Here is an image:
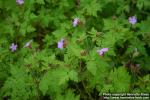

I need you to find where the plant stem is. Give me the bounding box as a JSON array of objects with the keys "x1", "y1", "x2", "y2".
[{"x1": 81, "y1": 81, "x2": 94, "y2": 100}]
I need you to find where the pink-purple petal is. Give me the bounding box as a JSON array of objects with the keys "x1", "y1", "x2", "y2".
[
  {"x1": 16, "y1": 0, "x2": 24, "y2": 5},
  {"x1": 128, "y1": 16, "x2": 137, "y2": 25},
  {"x1": 57, "y1": 39, "x2": 64, "y2": 49},
  {"x1": 97, "y1": 48, "x2": 108, "y2": 55},
  {"x1": 73, "y1": 18, "x2": 79, "y2": 27},
  {"x1": 10, "y1": 43, "x2": 18, "y2": 52}
]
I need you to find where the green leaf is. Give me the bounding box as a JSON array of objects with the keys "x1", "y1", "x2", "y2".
[
  {"x1": 63, "y1": 90, "x2": 80, "y2": 100},
  {"x1": 108, "y1": 67, "x2": 131, "y2": 92},
  {"x1": 39, "y1": 67, "x2": 69, "y2": 95},
  {"x1": 55, "y1": 90, "x2": 80, "y2": 100},
  {"x1": 67, "y1": 42, "x2": 82, "y2": 58},
  {"x1": 36, "y1": 0, "x2": 45, "y2": 4},
  {"x1": 1, "y1": 66, "x2": 36, "y2": 100},
  {"x1": 26, "y1": 25, "x2": 36, "y2": 33},
  {"x1": 52, "y1": 29, "x2": 67, "y2": 39},
  {"x1": 139, "y1": 17, "x2": 150, "y2": 33},
  {"x1": 80, "y1": 0, "x2": 102, "y2": 16},
  {"x1": 68, "y1": 70, "x2": 78, "y2": 82},
  {"x1": 86, "y1": 61, "x2": 97, "y2": 76}
]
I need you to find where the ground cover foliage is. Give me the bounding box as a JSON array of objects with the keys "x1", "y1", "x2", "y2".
[{"x1": 0, "y1": 0, "x2": 150, "y2": 100}]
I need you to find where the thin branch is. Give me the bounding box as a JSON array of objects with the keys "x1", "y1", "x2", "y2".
[{"x1": 81, "y1": 81, "x2": 94, "y2": 100}]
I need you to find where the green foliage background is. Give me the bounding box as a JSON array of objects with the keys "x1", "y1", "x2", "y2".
[{"x1": 0, "y1": 0, "x2": 150, "y2": 100}]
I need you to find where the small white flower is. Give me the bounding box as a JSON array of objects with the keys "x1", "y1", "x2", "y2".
[{"x1": 23, "y1": 40, "x2": 32, "y2": 48}]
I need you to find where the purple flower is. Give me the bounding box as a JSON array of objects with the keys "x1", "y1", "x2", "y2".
[
  {"x1": 97, "y1": 48, "x2": 108, "y2": 55},
  {"x1": 23, "y1": 40, "x2": 32, "y2": 48},
  {"x1": 16, "y1": 0, "x2": 24, "y2": 5},
  {"x1": 10, "y1": 43, "x2": 18, "y2": 52},
  {"x1": 128, "y1": 16, "x2": 137, "y2": 25},
  {"x1": 73, "y1": 18, "x2": 79, "y2": 27},
  {"x1": 57, "y1": 39, "x2": 64, "y2": 49}
]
